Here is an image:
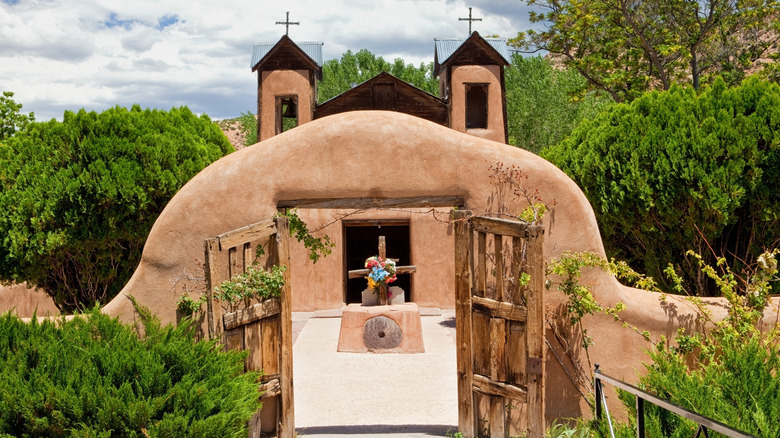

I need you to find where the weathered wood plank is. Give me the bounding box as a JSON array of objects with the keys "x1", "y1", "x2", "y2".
[
  {"x1": 274, "y1": 216, "x2": 295, "y2": 438},
  {"x1": 472, "y1": 310, "x2": 491, "y2": 377},
  {"x1": 507, "y1": 321, "x2": 527, "y2": 387},
  {"x1": 472, "y1": 374, "x2": 528, "y2": 402},
  {"x1": 471, "y1": 216, "x2": 528, "y2": 239},
  {"x1": 223, "y1": 298, "x2": 281, "y2": 331},
  {"x1": 243, "y1": 242, "x2": 252, "y2": 272},
  {"x1": 204, "y1": 238, "x2": 220, "y2": 340},
  {"x1": 472, "y1": 391, "x2": 487, "y2": 437},
  {"x1": 244, "y1": 321, "x2": 263, "y2": 371},
  {"x1": 526, "y1": 225, "x2": 545, "y2": 438},
  {"x1": 217, "y1": 218, "x2": 276, "y2": 251},
  {"x1": 472, "y1": 296, "x2": 527, "y2": 323},
  {"x1": 510, "y1": 237, "x2": 524, "y2": 304},
  {"x1": 494, "y1": 234, "x2": 504, "y2": 301},
  {"x1": 489, "y1": 395, "x2": 506, "y2": 438},
  {"x1": 261, "y1": 316, "x2": 280, "y2": 376},
  {"x1": 229, "y1": 247, "x2": 239, "y2": 278},
  {"x1": 277, "y1": 195, "x2": 465, "y2": 210},
  {"x1": 223, "y1": 327, "x2": 244, "y2": 353},
  {"x1": 489, "y1": 318, "x2": 507, "y2": 383},
  {"x1": 477, "y1": 231, "x2": 486, "y2": 298},
  {"x1": 454, "y1": 210, "x2": 475, "y2": 438}
]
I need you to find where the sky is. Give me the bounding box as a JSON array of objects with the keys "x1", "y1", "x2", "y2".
[{"x1": 0, "y1": 0, "x2": 540, "y2": 121}]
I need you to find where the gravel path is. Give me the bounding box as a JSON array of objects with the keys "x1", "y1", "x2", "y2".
[{"x1": 293, "y1": 311, "x2": 459, "y2": 437}]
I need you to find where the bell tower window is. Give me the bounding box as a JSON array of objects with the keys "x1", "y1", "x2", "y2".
[
  {"x1": 276, "y1": 96, "x2": 298, "y2": 134},
  {"x1": 465, "y1": 83, "x2": 488, "y2": 129}
]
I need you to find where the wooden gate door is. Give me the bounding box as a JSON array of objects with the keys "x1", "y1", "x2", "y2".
[
  {"x1": 203, "y1": 216, "x2": 294, "y2": 438},
  {"x1": 453, "y1": 210, "x2": 545, "y2": 438}
]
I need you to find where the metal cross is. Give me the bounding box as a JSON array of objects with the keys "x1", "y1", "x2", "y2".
[
  {"x1": 459, "y1": 7, "x2": 482, "y2": 34},
  {"x1": 347, "y1": 236, "x2": 417, "y2": 306},
  {"x1": 276, "y1": 11, "x2": 299, "y2": 36}
]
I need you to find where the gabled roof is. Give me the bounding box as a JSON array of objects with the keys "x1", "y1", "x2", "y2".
[
  {"x1": 315, "y1": 71, "x2": 449, "y2": 126},
  {"x1": 434, "y1": 31, "x2": 511, "y2": 76},
  {"x1": 251, "y1": 35, "x2": 323, "y2": 78}
]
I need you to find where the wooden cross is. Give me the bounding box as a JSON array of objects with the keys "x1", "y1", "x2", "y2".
[
  {"x1": 276, "y1": 11, "x2": 300, "y2": 35},
  {"x1": 459, "y1": 7, "x2": 482, "y2": 34},
  {"x1": 348, "y1": 236, "x2": 417, "y2": 306}
]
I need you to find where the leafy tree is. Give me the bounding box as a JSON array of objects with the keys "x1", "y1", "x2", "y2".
[
  {"x1": 505, "y1": 54, "x2": 611, "y2": 153},
  {"x1": 0, "y1": 91, "x2": 35, "y2": 141},
  {"x1": 513, "y1": 0, "x2": 780, "y2": 102},
  {"x1": 0, "y1": 105, "x2": 232, "y2": 311},
  {"x1": 542, "y1": 77, "x2": 780, "y2": 296},
  {"x1": 317, "y1": 49, "x2": 439, "y2": 102}
]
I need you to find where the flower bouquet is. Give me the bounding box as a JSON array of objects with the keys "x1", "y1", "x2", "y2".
[{"x1": 364, "y1": 256, "x2": 397, "y2": 292}]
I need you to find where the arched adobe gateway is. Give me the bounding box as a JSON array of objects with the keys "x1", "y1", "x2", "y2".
[{"x1": 104, "y1": 111, "x2": 733, "y2": 425}]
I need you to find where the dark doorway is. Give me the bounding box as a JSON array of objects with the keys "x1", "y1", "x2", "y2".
[{"x1": 344, "y1": 222, "x2": 411, "y2": 304}]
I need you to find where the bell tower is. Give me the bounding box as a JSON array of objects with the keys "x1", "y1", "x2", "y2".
[
  {"x1": 434, "y1": 32, "x2": 510, "y2": 144},
  {"x1": 251, "y1": 36, "x2": 323, "y2": 142}
]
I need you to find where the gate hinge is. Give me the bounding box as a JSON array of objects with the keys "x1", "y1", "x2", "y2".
[{"x1": 527, "y1": 356, "x2": 543, "y2": 375}]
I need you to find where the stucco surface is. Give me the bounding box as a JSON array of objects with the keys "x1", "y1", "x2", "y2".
[
  {"x1": 105, "y1": 110, "x2": 762, "y2": 421},
  {"x1": 0, "y1": 283, "x2": 59, "y2": 318},
  {"x1": 450, "y1": 65, "x2": 505, "y2": 143},
  {"x1": 259, "y1": 69, "x2": 313, "y2": 141}
]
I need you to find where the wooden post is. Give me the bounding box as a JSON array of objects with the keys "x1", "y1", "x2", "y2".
[
  {"x1": 204, "y1": 238, "x2": 220, "y2": 340},
  {"x1": 274, "y1": 216, "x2": 295, "y2": 438},
  {"x1": 526, "y1": 225, "x2": 545, "y2": 438},
  {"x1": 454, "y1": 210, "x2": 474, "y2": 437},
  {"x1": 378, "y1": 236, "x2": 388, "y2": 305}
]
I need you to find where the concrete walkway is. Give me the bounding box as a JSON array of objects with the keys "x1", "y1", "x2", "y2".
[{"x1": 292, "y1": 310, "x2": 459, "y2": 437}]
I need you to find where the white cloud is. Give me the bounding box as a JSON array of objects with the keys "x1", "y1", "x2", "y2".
[{"x1": 0, "y1": 0, "x2": 538, "y2": 120}]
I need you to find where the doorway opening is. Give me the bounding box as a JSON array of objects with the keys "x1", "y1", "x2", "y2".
[{"x1": 343, "y1": 221, "x2": 411, "y2": 304}]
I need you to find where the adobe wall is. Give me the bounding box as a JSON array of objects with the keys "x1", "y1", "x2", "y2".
[
  {"x1": 104, "y1": 111, "x2": 758, "y2": 422},
  {"x1": 259, "y1": 69, "x2": 313, "y2": 141},
  {"x1": 0, "y1": 283, "x2": 59, "y2": 318},
  {"x1": 449, "y1": 64, "x2": 505, "y2": 143}
]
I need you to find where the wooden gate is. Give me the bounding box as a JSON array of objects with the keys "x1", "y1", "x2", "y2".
[
  {"x1": 203, "y1": 216, "x2": 294, "y2": 438},
  {"x1": 453, "y1": 210, "x2": 545, "y2": 438}
]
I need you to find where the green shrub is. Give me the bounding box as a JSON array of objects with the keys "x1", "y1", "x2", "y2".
[
  {"x1": 0, "y1": 309, "x2": 260, "y2": 437},
  {"x1": 0, "y1": 105, "x2": 232, "y2": 311},
  {"x1": 542, "y1": 77, "x2": 780, "y2": 296},
  {"x1": 619, "y1": 250, "x2": 780, "y2": 437}
]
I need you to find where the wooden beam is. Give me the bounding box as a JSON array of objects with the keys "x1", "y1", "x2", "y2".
[
  {"x1": 277, "y1": 195, "x2": 465, "y2": 209},
  {"x1": 204, "y1": 238, "x2": 220, "y2": 340},
  {"x1": 454, "y1": 210, "x2": 475, "y2": 437},
  {"x1": 472, "y1": 374, "x2": 528, "y2": 402},
  {"x1": 526, "y1": 225, "x2": 545, "y2": 438},
  {"x1": 223, "y1": 297, "x2": 281, "y2": 331},
  {"x1": 471, "y1": 296, "x2": 527, "y2": 322},
  {"x1": 471, "y1": 216, "x2": 528, "y2": 239},
  {"x1": 217, "y1": 218, "x2": 276, "y2": 251},
  {"x1": 495, "y1": 234, "x2": 504, "y2": 300},
  {"x1": 274, "y1": 216, "x2": 296, "y2": 438}
]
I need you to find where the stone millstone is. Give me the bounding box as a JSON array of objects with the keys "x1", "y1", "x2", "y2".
[{"x1": 363, "y1": 316, "x2": 403, "y2": 350}]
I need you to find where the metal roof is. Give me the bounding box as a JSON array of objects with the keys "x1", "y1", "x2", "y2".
[
  {"x1": 434, "y1": 37, "x2": 511, "y2": 65},
  {"x1": 251, "y1": 41, "x2": 324, "y2": 68}
]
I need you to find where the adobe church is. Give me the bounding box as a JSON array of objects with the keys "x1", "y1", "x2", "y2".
[{"x1": 248, "y1": 32, "x2": 512, "y2": 311}]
